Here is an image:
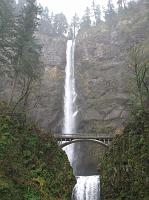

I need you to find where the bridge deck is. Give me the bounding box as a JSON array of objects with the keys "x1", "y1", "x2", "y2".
[
  {"x1": 53, "y1": 134, "x2": 113, "y2": 140},
  {"x1": 53, "y1": 134, "x2": 114, "y2": 147}
]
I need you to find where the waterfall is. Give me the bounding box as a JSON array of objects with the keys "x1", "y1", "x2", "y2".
[
  {"x1": 63, "y1": 40, "x2": 76, "y2": 164},
  {"x1": 63, "y1": 40, "x2": 76, "y2": 134},
  {"x1": 63, "y1": 40, "x2": 100, "y2": 200},
  {"x1": 72, "y1": 176, "x2": 100, "y2": 200}
]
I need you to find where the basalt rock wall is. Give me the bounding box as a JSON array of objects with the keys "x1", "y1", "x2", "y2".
[
  {"x1": 75, "y1": 19, "x2": 148, "y2": 135},
  {"x1": 73, "y1": 5, "x2": 149, "y2": 174},
  {"x1": 27, "y1": 35, "x2": 67, "y2": 132}
]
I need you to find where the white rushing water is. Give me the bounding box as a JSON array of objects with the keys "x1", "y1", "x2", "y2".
[
  {"x1": 72, "y1": 176, "x2": 100, "y2": 200},
  {"x1": 63, "y1": 40, "x2": 100, "y2": 200},
  {"x1": 63, "y1": 40, "x2": 76, "y2": 164},
  {"x1": 63, "y1": 40, "x2": 76, "y2": 134}
]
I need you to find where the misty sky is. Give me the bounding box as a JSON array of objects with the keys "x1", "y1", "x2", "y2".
[{"x1": 38, "y1": 0, "x2": 117, "y2": 21}]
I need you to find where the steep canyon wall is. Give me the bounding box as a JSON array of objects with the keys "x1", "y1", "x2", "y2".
[
  {"x1": 28, "y1": 35, "x2": 67, "y2": 132},
  {"x1": 75, "y1": 16, "x2": 148, "y2": 135},
  {"x1": 75, "y1": 27, "x2": 130, "y2": 135},
  {"x1": 73, "y1": 9, "x2": 149, "y2": 174}
]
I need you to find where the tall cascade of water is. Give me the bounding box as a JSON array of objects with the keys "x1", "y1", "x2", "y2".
[
  {"x1": 63, "y1": 40, "x2": 76, "y2": 134},
  {"x1": 63, "y1": 40, "x2": 100, "y2": 200},
  {"x1": 63, "y1": 40, "x2": 76, "y2": 164}
]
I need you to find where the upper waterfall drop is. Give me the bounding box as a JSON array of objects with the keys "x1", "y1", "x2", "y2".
[
  {"x1": 63, "y1": 40, "x2": 76, "y2": 134},
  {"x1": 63, "y1": 40, "x2": 100, "y2": 200}
]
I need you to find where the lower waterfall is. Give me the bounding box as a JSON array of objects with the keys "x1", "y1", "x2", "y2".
[
  {"x1": 63, "y1": 40, "x2": 100, "y2": 199},
  {"x1": 72, "y1": 176, "x2": 100, "y2": 200}
]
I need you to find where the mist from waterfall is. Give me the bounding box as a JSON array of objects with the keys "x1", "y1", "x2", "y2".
[{"x1": 63, "y1": 40, "x2": 100, "y2": 200}]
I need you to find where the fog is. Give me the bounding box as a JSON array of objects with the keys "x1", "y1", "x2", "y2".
[{"x1": 38, "y1": 0, "x2": 117, "y2": 20}]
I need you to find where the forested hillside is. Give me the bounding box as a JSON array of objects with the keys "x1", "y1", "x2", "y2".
[
  {"x1": 98, "y1": 0, "x2": 149, "y2": 199},
  {"x1": 0, "y1": 1, "x2": 75, "y2": 199},
  {"x1": 0, "y1": 111, "x2": 75, "y2": 200},
  {"x1": 0, "y1": 0, "x2": 149, "y2": 199}
]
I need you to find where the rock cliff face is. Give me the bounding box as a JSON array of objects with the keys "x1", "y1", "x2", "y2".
[
  {"x1": 73, "y1": 8, "x2": 149, "y2": 174},
  {"x1": 75, "y1": 27, "x2": 129, "y2": 135},
  {"x1": 28, "y1": 34, "x2": 67, "y2": 132},
  {"x1": 75, "y1": 19, "x2": 148, "y2": 135}
]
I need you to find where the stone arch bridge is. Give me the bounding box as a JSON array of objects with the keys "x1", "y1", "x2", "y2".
[{"x1": 53, "y1": 134, "x2": 113, "y2": 148}]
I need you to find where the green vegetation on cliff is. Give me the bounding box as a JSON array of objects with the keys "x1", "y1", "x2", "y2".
[
  {"x1": 101, "y1": 111, "x2": 149, "y2": 200},
  {"x1": 0, "y1": 110, "x2": 75, "y2": 200},
  {"x1": 100, "y1": 3, "x2": 149, "y2": 196},
  {"x1": 100, "y1": 1, "x2": 149, "y2": 197}
]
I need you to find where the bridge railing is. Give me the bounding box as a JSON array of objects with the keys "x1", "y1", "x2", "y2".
[{"x1": 53, "y1": 133, "x2": 113, "y2": 140}]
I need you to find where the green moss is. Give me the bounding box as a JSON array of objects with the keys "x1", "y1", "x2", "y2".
[
  {"x1": 0, "y1": 114, "x2": 75, "y2": 200},
  {"x1": 100, "y1": 112, "x2": 149, "y2": 200}
]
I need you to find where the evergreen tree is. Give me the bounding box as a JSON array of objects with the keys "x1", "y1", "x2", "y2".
[
  {"x1": 9, "y1": 0, "x2": 42, "y2": 109},
  {"x1": 0, "y1": 0, "x2": 16, "y2": 68},
  {"x1": 53, "y1": 13, "x2": 68, "y2": 36},
  {"x1": 117, "y1": 0, "x2": 127, "y2": 10},
  {"x1": 70, "y1": 13, "x2": 80, "y2": 38},
  {"x1": 48, "y1": 12, "x2": 55, "y2": 36},
  {"x1": 38, "y1": 6, "x2": 54, "y2": 36},
  {"x1": 80, "y1": 7, "x2": 91, "y2": 29},
  {"x1": 92, "y1": 0, "x2": 101, "y2": 25},
  {"x1": 105, "y1": 0, "x2": 117, "y2": 29},
  {"x1": 17, "y1": 0, "x2": 26, "y2": 12}
]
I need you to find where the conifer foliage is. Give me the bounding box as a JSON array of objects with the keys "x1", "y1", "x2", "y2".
[
  {"x1": 10, "y1": 0, "x2": 42, "y2": 107},
  {"x1": 0, "y1": 0, "x2": 42, "y2": 111},
  {"x1": 0, "y1": 0, "x2": 16, "y2": 67}
]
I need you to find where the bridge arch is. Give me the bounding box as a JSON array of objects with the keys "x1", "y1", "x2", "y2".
[{"x1": 60, "y1": 139, "x2": 109, "y2": 148}]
